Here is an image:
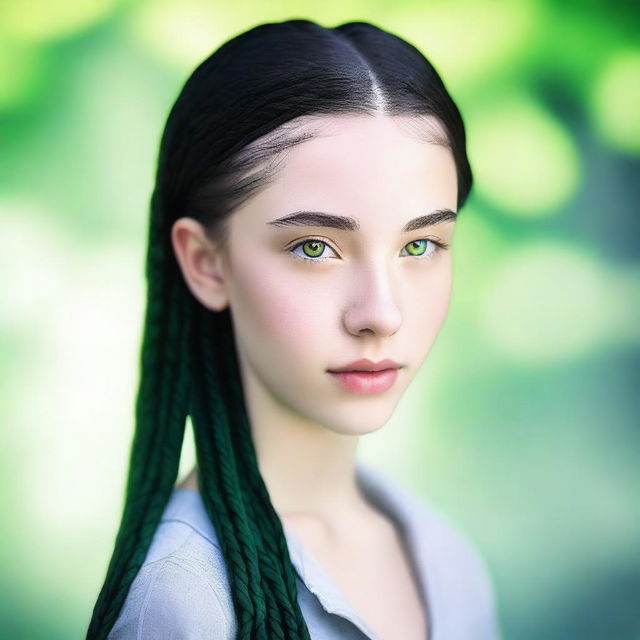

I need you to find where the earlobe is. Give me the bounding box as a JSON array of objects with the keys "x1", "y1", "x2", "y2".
[{"x1": 170, "y1": 217, "x2": 230, "y2": 311}]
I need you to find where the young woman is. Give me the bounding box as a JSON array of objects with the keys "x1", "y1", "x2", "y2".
[{"x1": 87, "y1": 18, "x2": 501, "y2": 640}]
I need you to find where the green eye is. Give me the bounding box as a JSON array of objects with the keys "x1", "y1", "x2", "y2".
[
  {"x1": 404, "y1": 239, "x2": 428, "y2": 256},
  {"x1": 302, "y1": 240, "x2": 325, "y2": 258},
  {"x1": 289, "y1": 238, "x2": 339, "y2": 262}
]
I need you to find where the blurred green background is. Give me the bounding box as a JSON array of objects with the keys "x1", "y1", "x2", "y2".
[{"x1": 1, "y1": 0, "x2": 638, "y2": 638}]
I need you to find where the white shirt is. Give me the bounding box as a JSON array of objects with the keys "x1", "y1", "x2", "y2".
[{"x1": 108, "y1": 460, "x2": 502, "y2": 639}]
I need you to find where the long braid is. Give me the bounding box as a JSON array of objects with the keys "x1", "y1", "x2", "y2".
[
  {"x1": 86, "y1": 190, "x2": 191, "y2": 639},
  {"x1": 189, "y1": 303, "x2": 268, "y2": 638},
  {"x1": 193, "y1": 306, "x2": 311, "y2": 639},
  {"x1": 88, "y1": 158, "x2": 313, "y2": 640},
  {"x1": 218, "y1": 319, "x2": 312, "y2": 638}
]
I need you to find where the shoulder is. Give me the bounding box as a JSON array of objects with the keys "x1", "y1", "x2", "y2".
[
  {"x1": 418, "y1": 501, "x2": 501, "y2": 634},
  {"x1": 107, "y1": 492, "x2": 237, "y2": 639},
  {"x1": 358, "y1": 461, "x2": 502, "y2": 639}
]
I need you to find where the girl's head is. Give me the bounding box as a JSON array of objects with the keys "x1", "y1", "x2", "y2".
[
  {"x1": 88, "y1": 19, "x2": 471, "y2": 640},
  {"x1": 172, "y1": 114, "x2": 458, "y2": 440}
]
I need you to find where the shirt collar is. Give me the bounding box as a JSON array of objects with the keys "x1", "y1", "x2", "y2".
[{"x1": 282, "y1": 460, "x2": 434, "y2": 639}]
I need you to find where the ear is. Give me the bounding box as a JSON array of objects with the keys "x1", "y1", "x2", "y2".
[{"x1": 170, "y1": 217, "x2": 230, "y2": 311}]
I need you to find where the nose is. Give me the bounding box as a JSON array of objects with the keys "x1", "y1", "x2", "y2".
[{"x1": 343, "y1": 261, "x2": 402, "y2": 337}]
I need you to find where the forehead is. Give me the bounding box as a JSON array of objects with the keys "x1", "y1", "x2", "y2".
[
  {"x1": 233, "y1": 114, "x2": 458, "y2": 229},
  {"x1": 290, "y1": 114, "x2": 451, "y2": 170}
]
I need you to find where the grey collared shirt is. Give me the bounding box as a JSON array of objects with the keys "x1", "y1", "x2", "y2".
[{"x1": 107, "y1": 461, "x2": 502, "y2": 639}]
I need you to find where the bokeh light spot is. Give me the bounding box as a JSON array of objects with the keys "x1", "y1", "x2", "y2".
[
  {"x1": 480, "y1": 243, "x2": 616, "y2": 362},
  {"x1": 0, "y1": 39, "x2": 44, "y2": 109},
  {"x1": 126, "y1": 0, "x2": 229, "y2": 71},
  {"x1": 1, "y1": 0, "x2": 123, "y2": 43},
  {"x1": 591, "y1": 49, "x2": 640, "y2": 154},
  {"x1": 467, "y1": 93, "x2": 580, "y2": 216},
  {"x1": 389, "y1": 0, "x2": 540, "y2": 90}
]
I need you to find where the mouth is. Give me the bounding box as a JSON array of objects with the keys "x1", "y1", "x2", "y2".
[{"x1": 327, "y1": 367, "x2": 400, "y2": 394}]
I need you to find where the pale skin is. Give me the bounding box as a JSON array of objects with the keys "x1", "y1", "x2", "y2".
[{"x1": 171, "y1": 113, "x2": 458, "y2": 640}]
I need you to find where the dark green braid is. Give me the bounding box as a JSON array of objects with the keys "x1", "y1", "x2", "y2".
[{"x1": 86, "y1": 184, "x2": 311, "y2": 639}]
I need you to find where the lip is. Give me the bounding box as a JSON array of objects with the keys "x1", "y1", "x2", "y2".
[
  {"x1": 327, "y1": 358, "x2": 401, "y2": 373},
  {"x1": 327, "y1": 358, "x2": 402, "y2": 395},
  {"x1": 328, "y1": 368, "x2": 400, "y2": 394}
]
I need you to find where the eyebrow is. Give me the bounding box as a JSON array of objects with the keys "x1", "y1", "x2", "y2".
[{"x1": 267, "y1": 208, "x2": 457, "y2": 232}]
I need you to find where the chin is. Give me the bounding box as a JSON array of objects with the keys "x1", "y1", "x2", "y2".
[{"x1": 315, "y1": 401, "x2": 400, "y2": 436}]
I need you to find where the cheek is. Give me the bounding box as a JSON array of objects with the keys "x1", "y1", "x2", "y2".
[
  {"x1": 432, "y1": 270, "x2": 453, "y2": 325},
  {"x1": 229, "y1": 260, "x2": 329, "y2": 359},
  {"x1": 410, "y1": 264, "x2": 453, "y2": 336}
]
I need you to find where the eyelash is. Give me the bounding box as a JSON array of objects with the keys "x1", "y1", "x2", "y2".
[{"x1": 288, "y1": 237, "x2": 450, "y2": 263}]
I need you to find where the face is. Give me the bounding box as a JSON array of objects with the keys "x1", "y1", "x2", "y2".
[{"x1": 215, "y1": 115, "x2": 458, "y2": 437}]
